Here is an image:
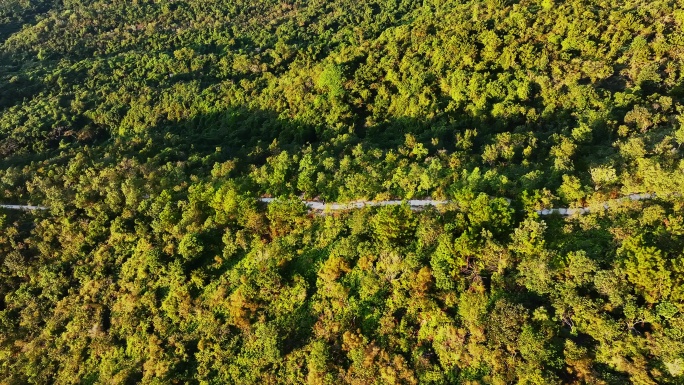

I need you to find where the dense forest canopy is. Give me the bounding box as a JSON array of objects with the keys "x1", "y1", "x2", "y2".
[{"x1": 1, "y1": 0, "x2": 684, "y2": 383}]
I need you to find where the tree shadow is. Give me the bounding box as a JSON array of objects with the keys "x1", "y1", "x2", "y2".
[
  {"x1": 130, "y1": 103, "x2": 621, "y2": 198},
  {"x1": 0, "y1": 93, "x2": 628, "y2": 207}
]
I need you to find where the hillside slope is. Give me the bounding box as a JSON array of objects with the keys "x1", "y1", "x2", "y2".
[{"x1": 0, "y1": 0, "x2": 684, "y2": 383}]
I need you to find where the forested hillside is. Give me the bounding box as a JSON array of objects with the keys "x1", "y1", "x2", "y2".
[{"x1": 1, "y1": 0, "x2": 684, "y2": 383}]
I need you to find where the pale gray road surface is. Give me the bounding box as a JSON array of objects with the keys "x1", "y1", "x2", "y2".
[
  {"x1": 0, "y1": 193, "x2": 660, "y2": 216},
  {"x1": 258, "y1": 193, "x2": 658, "y2": 216}
]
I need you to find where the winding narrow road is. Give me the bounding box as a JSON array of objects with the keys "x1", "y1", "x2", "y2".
[{"x1": 0, "y1": 193, "x2": 659, "y2": 216}]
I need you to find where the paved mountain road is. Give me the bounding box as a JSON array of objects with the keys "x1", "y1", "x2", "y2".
[
  {"x1": 258, "y1": 193, "x2": 658, "y2": 216},
  {"x1": 0, "y1": 193, "x2": 659, "y2": 216}
]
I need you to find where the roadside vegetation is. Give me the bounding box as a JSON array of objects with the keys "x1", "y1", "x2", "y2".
[{"x1": 1, "y1": 0, "x2": 684, "y2": 383}]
